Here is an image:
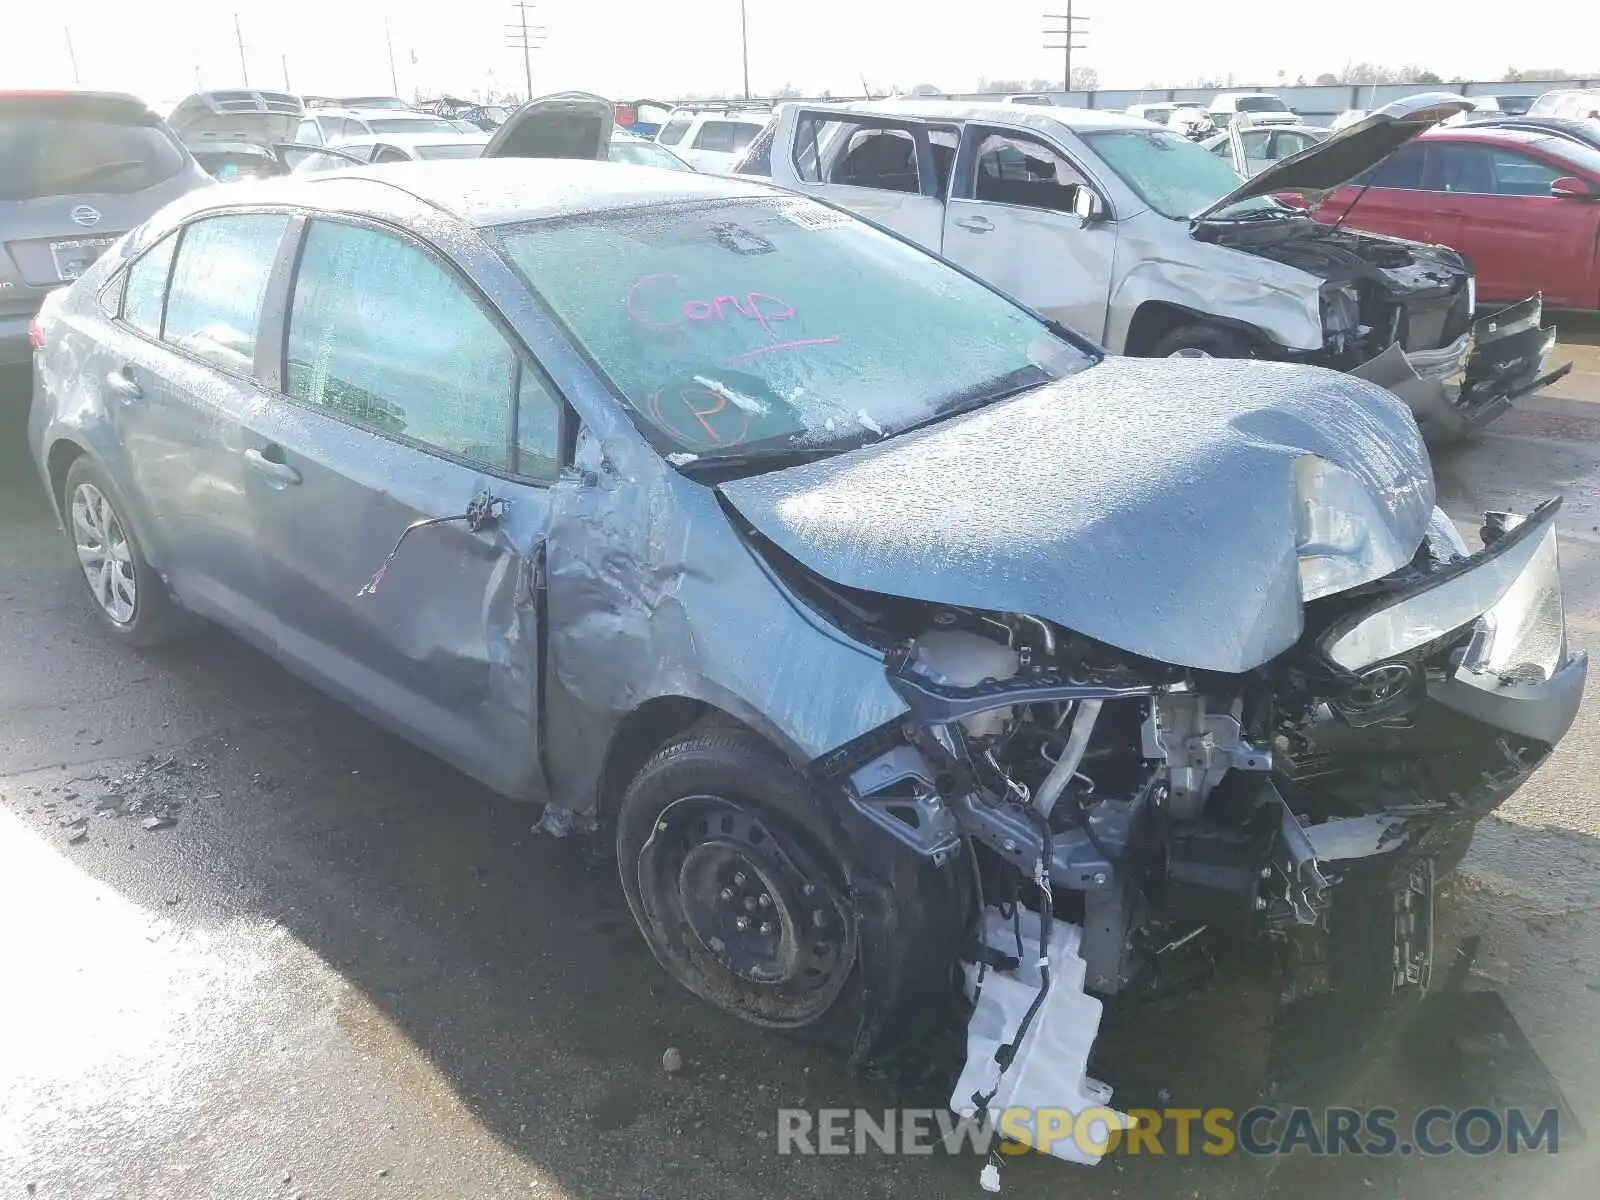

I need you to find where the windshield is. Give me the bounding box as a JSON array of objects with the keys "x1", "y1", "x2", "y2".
[
  {"x1": 369, "y1": 117, "x2": 460, "y2": 134},
  {"x1": 1237, "y1": 96, "x2": 1290, "y2": 113},
  {"x1": 415, "y1": 141, "x2": 485, "y2": 160},
  {"x1": 1081, "y1": 127, "x2": 1275, "y2": 218},
  {"x1": 1137, "y1": 108, "x2": 1172, "y2": 124},
  {"x1": 608, "y1": 138, "x2": 693, "y2": 171},
  {"x1": 0, "y1": 98, "x2": 186, "y2": 201},
  {"x1": 496, "y1": 196, "x2": 1092, "y2": 465}
]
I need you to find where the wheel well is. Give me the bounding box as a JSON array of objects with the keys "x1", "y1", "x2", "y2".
[
  {"x1": 1123, "y1": 300, "x2": 1194, "y2": 356},
  {"x1": 46, "y1": 440, "x2": 85, "y2": 516},
  {"x1": 1124, "y1": 301, "x2": 1274, "y2": 357},
  {"x1": 596, "y1": 696, "x2": 718, "y2": 824}
]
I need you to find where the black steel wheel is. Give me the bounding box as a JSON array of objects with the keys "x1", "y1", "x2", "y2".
[{"x1": 617, "y1": 724, "x2": 859, "y2": 1029}]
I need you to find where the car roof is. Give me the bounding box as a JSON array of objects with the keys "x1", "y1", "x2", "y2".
[
  {"x1": 158, "y1": 158, "x2": 777, "y2": 230},
  {"x1": 1420, "y1": 125, "x2": 1585, "y2": 153},
  {"x1": 0, "y1": 88, "x2": 153, "y2": 107},
  {"x1": 667, "y1": 106, "x2": 771, "y2": 120},
  {"x1": 793, "y1": 97, "x2": 1151, "y2": 132}
]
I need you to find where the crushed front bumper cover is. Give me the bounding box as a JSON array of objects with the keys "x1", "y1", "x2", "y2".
[{"x1": 1354, "y1": 295, "x2": 1570, "y2": 439}]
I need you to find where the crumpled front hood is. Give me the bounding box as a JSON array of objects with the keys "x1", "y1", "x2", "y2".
[{"x1": 719, "y1": 357, "x2": 1435, "y2": 674}]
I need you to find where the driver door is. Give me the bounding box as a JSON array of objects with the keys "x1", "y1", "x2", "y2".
[
  {"x1": 940, "y1": 125, "x2": 1117, "y2": 343},
  {"x1": 244, "y1": 216, "x2": 567, "y2": 800}
]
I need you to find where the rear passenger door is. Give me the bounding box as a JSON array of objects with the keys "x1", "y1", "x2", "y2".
[
  {"x1": 941, "y1": 125, "x2": 1116, "y2": 342},
  {"x1": 244, "y1": 216, "x2": 566, "y2": 800},
  {"x1": 98, "y1": 211, "x2": 291, "y2": 631},
  {"x1": 771, "y1": 109, "x2": 950, "y2": 251}
]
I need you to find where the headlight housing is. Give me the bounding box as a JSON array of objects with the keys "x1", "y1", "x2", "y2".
[
  {"x1": 1295, "y1": 456, "x2": 1421, "y2": 602},
  {"x1": 1321, "y1": 500, "x2": 1566, "y2": 675},
  {"x1": 1319, "y1": 283, "x2": 1361, "y2": 347}
]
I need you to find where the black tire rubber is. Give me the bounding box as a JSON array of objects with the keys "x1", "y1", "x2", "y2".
[
  {"x1": 1149, "y1": 322, "x2": 1258, "y2": 359},
  {"x1": 615, "y1": 720, "x2": 862, "y2": 1041},
  {"x1": 61, "y1": 456, "x2": 179, "y2": 647}
]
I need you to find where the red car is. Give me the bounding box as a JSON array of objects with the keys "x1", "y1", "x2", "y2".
[{"x1": 1313, "y1": 127, "x2": 1600, "y2": 309}]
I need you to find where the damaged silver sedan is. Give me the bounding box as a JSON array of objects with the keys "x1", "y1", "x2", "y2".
[{"x1": 29, "y1": 159, "x2": 1586, "y2": 1164}]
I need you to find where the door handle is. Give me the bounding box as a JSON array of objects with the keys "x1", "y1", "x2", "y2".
[
  {"x1": 104, "y1": 368, "x2": 142, "y2": 403},
  {"x1": 244, "y1": 446, "x2": 302, "y2": 486},
  {"x1": 954, "y1": 215, "x2": 994, "y2": 233}
]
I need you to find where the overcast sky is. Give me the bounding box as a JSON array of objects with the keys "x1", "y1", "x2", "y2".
[{"x1": 4, "y1": 0, "x2": 1593, "y2": 107}]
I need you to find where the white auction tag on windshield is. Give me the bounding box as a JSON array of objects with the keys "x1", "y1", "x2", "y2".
[{"x1": 780, "y1": 204, "x2": 851, "y2": 231}]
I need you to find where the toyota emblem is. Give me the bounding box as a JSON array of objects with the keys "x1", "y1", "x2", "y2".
[{"x1": 70, "y1": 205, "x2": 102, "y2": 228}]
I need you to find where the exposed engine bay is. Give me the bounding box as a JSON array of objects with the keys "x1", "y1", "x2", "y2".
[
  {"x1": 785, "y1": 498, "x2": 1585, "y2": 1167},
  {"x1": 1193, "y1": 217, "x2": 1567, "y2": 438}
]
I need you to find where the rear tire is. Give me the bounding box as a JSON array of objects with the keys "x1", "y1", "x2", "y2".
[
  {"x1": 1150, "y1": 322, "x2": 1258, "y2": 359},
  {"x1": 61, "y1": 457, "x2": 178, "y2": 647},
  {"x1": 615, "y1": 722, "x2": 862, "y2": 1037}
]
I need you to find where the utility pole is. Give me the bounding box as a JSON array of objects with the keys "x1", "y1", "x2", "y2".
[
  {"x1": 282, "y1": 54, "x2": 292, "y2": 92},
  {"x1": 234, "y1": 12, "x2": 249, "y2": 86},
  {"x1": 384, "y1": 17, "x2": 399, "y2": 96},
  {"x1": 63, "y1": 27, "x2": 81, "y2": 84},
  {"x1": 1043, "y1": 6, "x2": 1089, "y2": 93},
  {"x1": 505, "y1": 3, "x2": 546, "y2": 101},
  {"x1": 739, "y1": 0, "x2": 750, "y2": 101}
]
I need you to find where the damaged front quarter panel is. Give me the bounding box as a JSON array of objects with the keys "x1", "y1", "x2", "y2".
[{"x1": 538, "y1": 425, "x2": 910, "y2": 822}]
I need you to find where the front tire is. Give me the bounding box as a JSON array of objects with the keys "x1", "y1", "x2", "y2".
[
  {"x1": 1150, "y1": 322, "x2": 1258, "y2": 359},
  {"x1": 616, "y1": 723, "x2": 861, "y2": 1032},
  {"x1": 62, "y1": 457, "x2": 177, "y2": 647}
]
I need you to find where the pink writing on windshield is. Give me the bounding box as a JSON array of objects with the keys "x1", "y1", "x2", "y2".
[{"x1": 626, "y1": 274, "x2": 796, "y2": 339}]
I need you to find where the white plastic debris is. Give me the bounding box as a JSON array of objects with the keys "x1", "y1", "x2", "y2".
[
  {"x1": 856, "y1": 409, "x2": 885, "y2": 437},
  {"x1": 692, "y1": 375, "x2": 767, "y2": 414},
  {"x1": 949, "y1": 906, "x2": 1130, "y2": 1166},
  {"x1": 978, "y1": 1161, "x2": 1002, "y2": 1193}
]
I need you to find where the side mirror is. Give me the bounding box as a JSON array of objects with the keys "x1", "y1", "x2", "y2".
[
  {"x1": 1551, "y1": 176, "x2": 1595, "y2": 200},
  {"x1": 1072, "y1": 188, "x2": 1104, "y2": 225}
]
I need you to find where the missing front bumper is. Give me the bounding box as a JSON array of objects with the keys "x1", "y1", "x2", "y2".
[{"x1": 1352, "y1": 295, "x2": 1567, "y2": 439}]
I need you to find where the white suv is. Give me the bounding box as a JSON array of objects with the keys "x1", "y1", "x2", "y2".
[
  {"x1": 1207, "y1": 92, "x2": 1300, "y2": 128},
  {"x1": 654, "y1": 106, "x2": 771, "y2": 172}
]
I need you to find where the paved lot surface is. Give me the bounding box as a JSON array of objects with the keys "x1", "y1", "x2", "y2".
[{"x1": 4, "y1": 343, "x2": 1600, "y2": 1199}]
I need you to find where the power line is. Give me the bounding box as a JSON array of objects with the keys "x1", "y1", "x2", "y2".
[
  {"x1": 63, "y1": 27, "x2": 80, "y2": 85},
  {"x1": 1043, "y1": 6, "x2": 1089, "y2": 92},
  {"x1": 506, "y1": 2, "x2": 547, "y2": 101},
  {"x1": 234, "y1": 12, "x2": 250, "y2": 87},
  {"x1": 385, "y1": 17, "x2": 400, "y2": 97}
]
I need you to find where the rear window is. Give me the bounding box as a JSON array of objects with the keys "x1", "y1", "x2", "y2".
[
  {"x1": 691, "y1": 120, "x2": 763, "y2": 154},
  {"x1": 0, "y1": 96, "x2": 186, "y2": 202},
  {"x1": 733, "y1": 120, "x2": 776, "y2": 176},
  {"x1": 369, "y1": 118, "x2": 460, "y2": 134},
  {"x1": 658, "y1": 118, "x2": 692, "y2": 146}
]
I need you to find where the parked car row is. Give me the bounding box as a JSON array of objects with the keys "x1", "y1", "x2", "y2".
[
  {"x1": 729, "y1": 92, "x2": 1565, "y2": 437},
  {"x1": 21, "y1": 128, "x2": 1586, "y2": 1177}
]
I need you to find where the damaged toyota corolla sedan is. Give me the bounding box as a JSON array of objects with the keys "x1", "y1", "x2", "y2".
[{"x1": 29, "y1": 160, "x2": 1585, "y2": 1165}]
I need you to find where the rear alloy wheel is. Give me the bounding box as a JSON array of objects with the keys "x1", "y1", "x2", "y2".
[
  {"x1": 617, "y1": 724, "x2": 860, "y2": 1030},
  {"x1": 71, "y1": 480, "x2": 137, "y2": 625},
  {"x1": 62, "y1": 457, "x2": 177, "y2": 646}
]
